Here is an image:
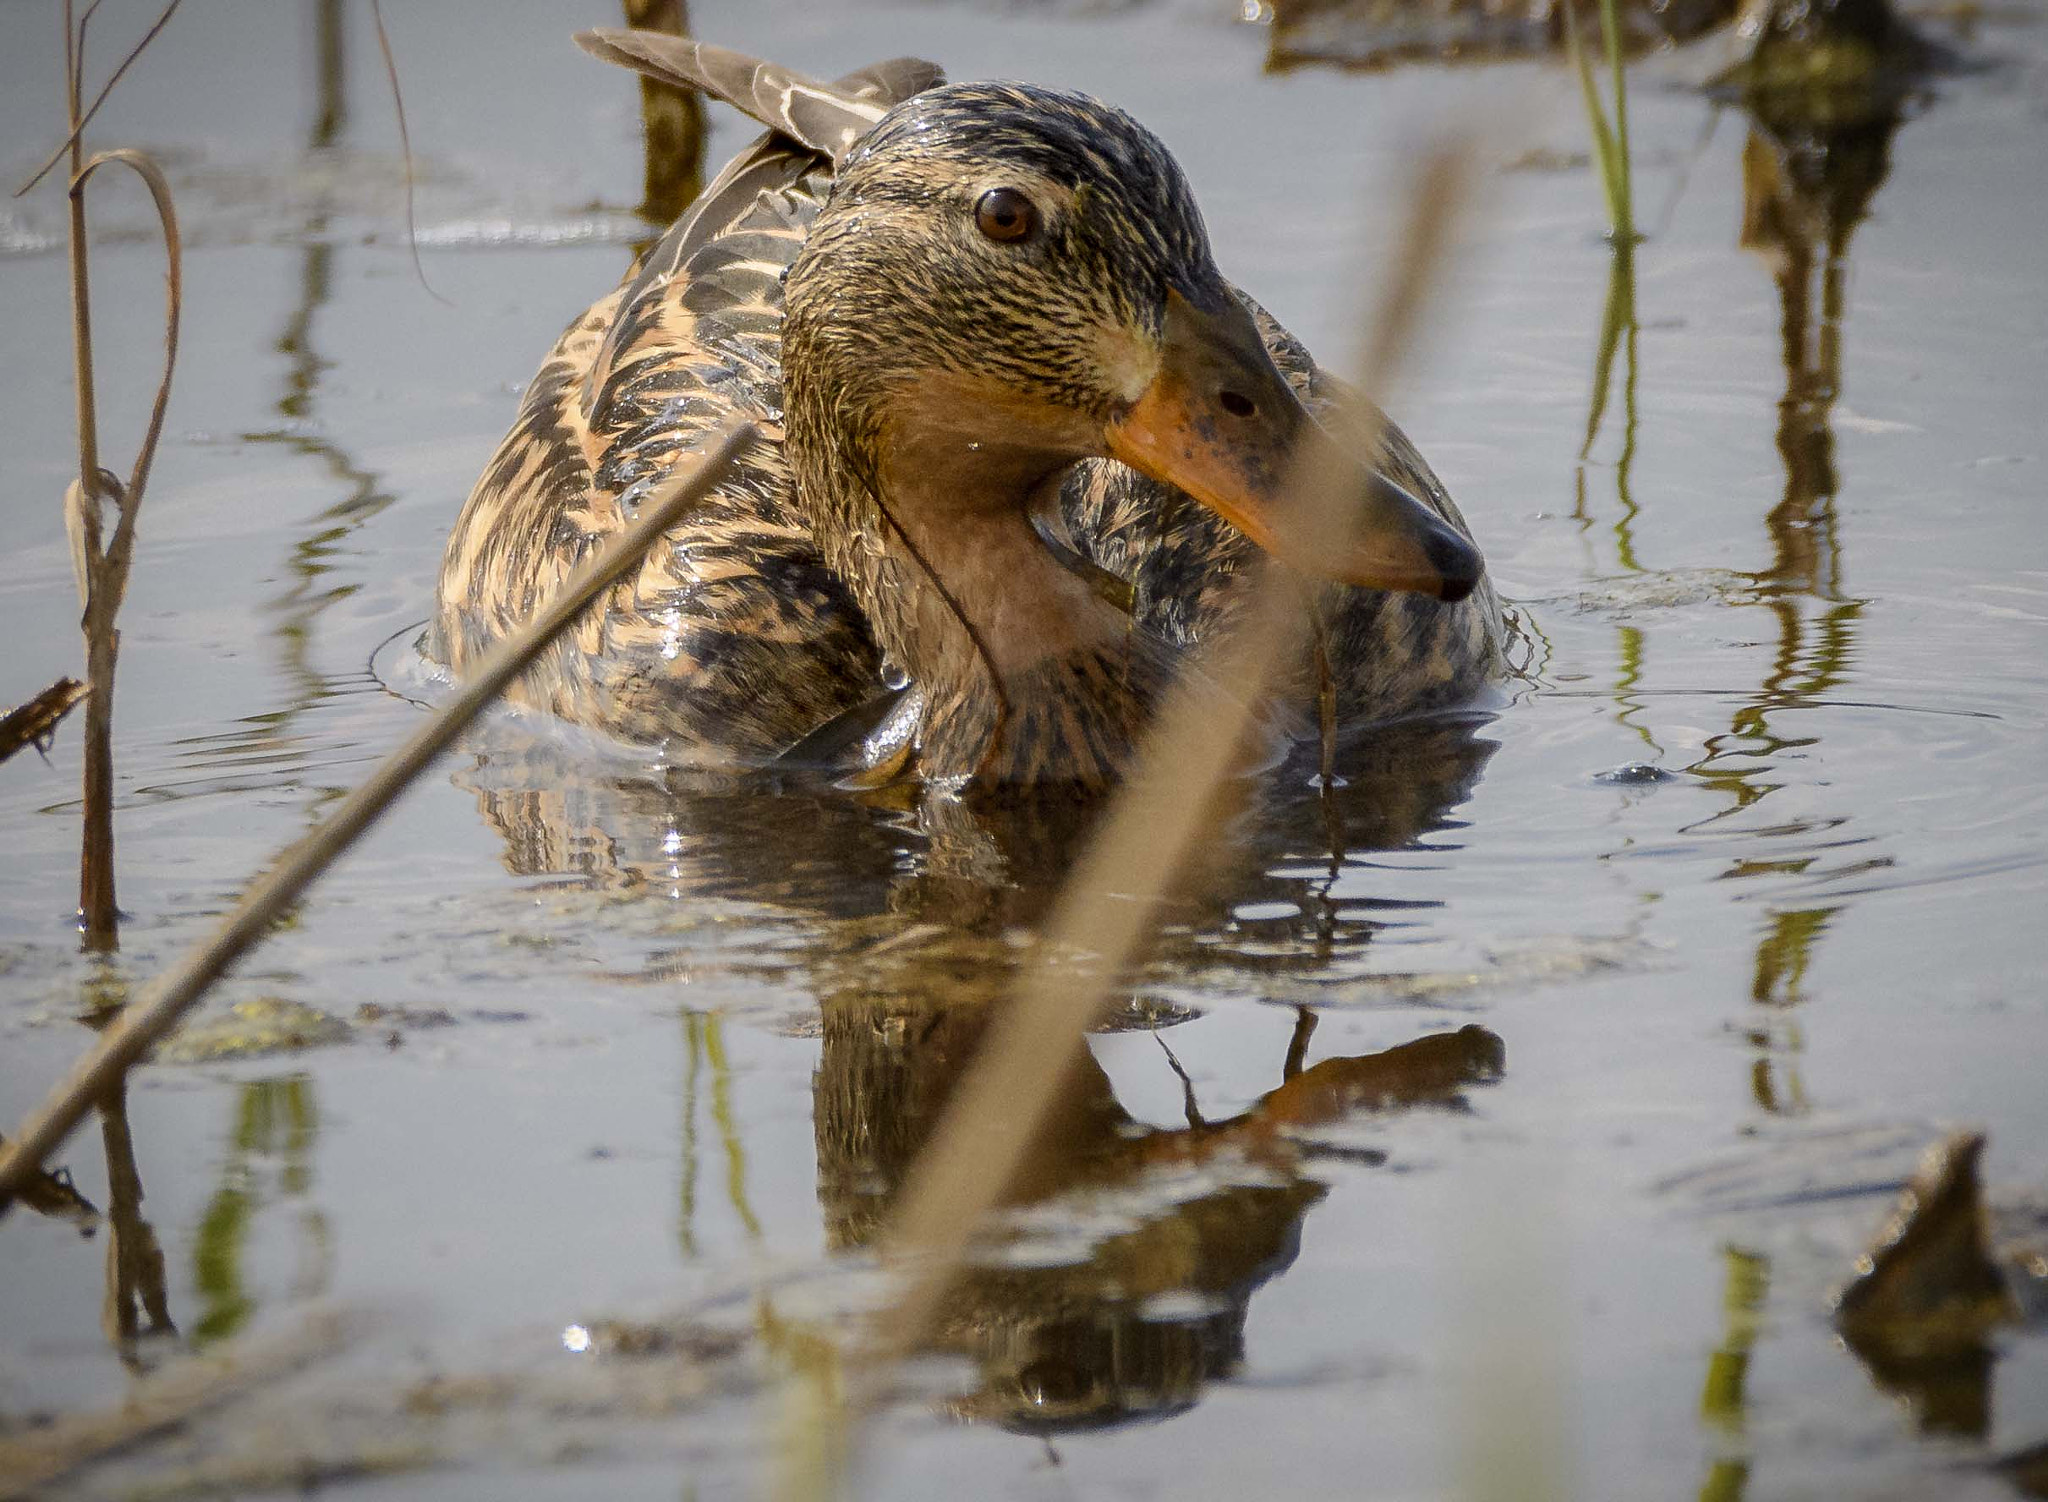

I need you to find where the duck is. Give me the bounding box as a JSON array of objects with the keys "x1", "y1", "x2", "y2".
[{"x1": 431, "y1": 33, "x2": 1502, "y2": 789}]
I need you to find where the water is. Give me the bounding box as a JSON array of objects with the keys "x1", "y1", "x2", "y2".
[{"x1": 3, "y1": 1, "x2": 2046, "y2": 1497}]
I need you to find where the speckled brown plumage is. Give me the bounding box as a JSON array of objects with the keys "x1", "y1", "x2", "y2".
[{"x1": 432, "y1": 37, "x2": 1501, "y2": 786}]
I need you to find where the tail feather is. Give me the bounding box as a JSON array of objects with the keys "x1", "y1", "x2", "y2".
[
  {"x1": 832, "y1": 56, "x2": 945, "y2": 106},
  {"x1": 575, "y1": 31, "x2": 941, "y2": 163}
]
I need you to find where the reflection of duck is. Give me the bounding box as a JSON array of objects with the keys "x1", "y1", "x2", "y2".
[
  {"x1": 433, "y1": 35, "x2": 1499, "y2": 788},
  {"x1": 456, "y1": 709, "x2": 1498, "y2": 971},
  {"x1": 816, "y1": 1001, "x2": 1505, "y2": 1431},
  {"x1": 455, "y1": 661, "x2": 1502, "y2": 1432}
]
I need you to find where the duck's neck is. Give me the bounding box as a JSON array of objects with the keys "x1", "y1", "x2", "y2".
[{"x1": 787, "y1": 382, "x2": 1158, "y2": 786}]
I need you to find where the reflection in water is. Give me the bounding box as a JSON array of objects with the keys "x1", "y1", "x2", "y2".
[
  {"x1": 17, "y1": 987, "x2": 182, "y2": 1369},
  {"x1": 1687, "y1": 83, "x2": 1906, "y2": 1128},
  {"x1": 679, "y1": 1011, "x2": 702, "y2": 1257},
  {"x1": 192, "y1": 0, "x2": 396, "y2": 803},
  {"x1": 703, "y1": 1013, "x2": 764, "y2": 1246},
  {"x1": 0, "y1": 1145, "x2": 100, "y2": 1235},
  {"x1": 1688, "y1": 89, "x2": 1900, "y2": 806},
  {"x1": 1576, "y1": 240, "x2": 1656, "y2": 765},
  {"x1": 1671, "y1": 49, "x2": 2022, "y2": 1485},
  {"x1": 456, "y1": 716, "x2": 1498, "y2": 989},
  {"x1": 97, "y1": 1080, "x2": 176, "y2": 1368},
  {"x1": 819, "y1": 1004, "x2": 1503, "y2": 1430},
  {"x1": 192, "y1": 1076, "x2": 328, "y2": 1347},
  {"x1": 1576, "y1": 240, "x2": 1643, "y2": 575},
  {"x1": 456, "y1": 711, "x2": 1499, "y2": 1431},
  {"x1": 1696, "y1": 1245, "x2": 1768, "y2": 1502},
  {"x1": 1834, "y1": 1133, "x2": 2020, "y2": 1441}
]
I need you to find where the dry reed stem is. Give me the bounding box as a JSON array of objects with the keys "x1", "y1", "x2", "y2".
[
  {"x1": 0, "y1": 1310, "x2": 350, "y2": 1500},
  {"x1": 72, "y1": 148, "x2": 182, "y2": 593},
  {"x1": 0, "y1": 678, "x2": 90, "y2": 765},
  {"x1": 845, "y1": 142, "x2": 1476, "y2": 1412},
  {"x1": 622, "y1": 0, "x2": 708, "y2": 224},
  {"x1": 0, "y1": 424, "x2": 756, "y2": 1211},
  {"x1": 46, "y1": 0, "x2": 187, "y2": 949},
  {"x1": 69, "y1": 145, "x2": 183, "y2": 949}
]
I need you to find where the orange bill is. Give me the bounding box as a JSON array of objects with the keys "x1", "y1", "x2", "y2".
[{"x1": 1105, "y1": 288, "x2": 1482, "y2": 604}]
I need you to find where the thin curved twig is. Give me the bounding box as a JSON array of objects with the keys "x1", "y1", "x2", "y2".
[
  {"x1": 368, "y1": 0, "x2": 448, "y2": 305},
  {"x1": 16, "y1": 0, "x2": 184, "y2": 199},
  {"x1": 70, "y1": 148, "x2": 181, "y2": 624}
]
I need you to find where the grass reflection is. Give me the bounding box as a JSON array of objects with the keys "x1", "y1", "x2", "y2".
[
  {"x1": 192, "y1": 1075, "x2": 326, "y2": 1346},
  {"x1": 1697, "y1": 1245, "x2": 1768, "y2": 1500},
  {"x1": 1576, "y1": 237, "x2": 1653, "y2": 764},
  {"x1": 1613, "y1": 624, "x2": 1662, "y2": 756},
  {"x1": 1687, "y1": 98, "x2": 1897, "y2": 815},
  {"x1": 228, "y1": 0, "x2": 396, "y2": 766},
  {"x1": 1576, "y1": 239, "x2": 1643, "y2": 574},
  {"x1": 703, "y1": 1013, "x2": 763, "y2": 1245},
  {"x1": 679, "y1": 1010, "x2": 703, "y2": 1257},
  {"x1": 1677, "y1": 44, "x2": 1917, "y2": 1486},
  {"x1": 1679, "y1": 96, "x2": 1905, "y2": 1115}
]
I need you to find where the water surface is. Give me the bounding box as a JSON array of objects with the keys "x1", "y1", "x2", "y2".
[{"x1": 2, "y1": 1, "x2": 2046, "y2": 1497}]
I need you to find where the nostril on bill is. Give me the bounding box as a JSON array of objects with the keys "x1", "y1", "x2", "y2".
[{"x1": 1217, "y1": 389, "x2": 1256, "y2": 419}]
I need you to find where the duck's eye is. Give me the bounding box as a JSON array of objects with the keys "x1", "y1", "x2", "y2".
[{"x1": 975, "y1": 187, "x2": 1038, "y2": 244}]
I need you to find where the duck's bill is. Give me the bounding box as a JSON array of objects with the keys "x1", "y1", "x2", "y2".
[{"x1": 1104, "y1": 289, "x2": 1482, "y2": 605}]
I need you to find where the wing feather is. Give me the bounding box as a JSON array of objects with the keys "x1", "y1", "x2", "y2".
[{"x1": 574, "y1": 31, "x2": 941, "y2": 164}]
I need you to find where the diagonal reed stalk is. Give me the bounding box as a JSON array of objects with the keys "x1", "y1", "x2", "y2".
[
  {"x1": 0, "y1": 424, "x2": 756, "y2": 1213},
  {"x1": 773, "y1": 148, "x2": 1479, "y2": 1502}
]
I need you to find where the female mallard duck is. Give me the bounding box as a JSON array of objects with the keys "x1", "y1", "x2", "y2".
[{"x1": 432, "y1": 34, "x2": 1501, "y2": 788}]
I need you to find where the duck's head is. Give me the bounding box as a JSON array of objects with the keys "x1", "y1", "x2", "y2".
[{"x1": 781, "y1": 82, "x2": 1483, "y2": 611}]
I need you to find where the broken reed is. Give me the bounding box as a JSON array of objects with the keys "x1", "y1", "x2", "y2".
[
  {"x1": 0, "y1": 424, "x2": 756, "y2": 1211},
  {"x1": 0, "y1": 679, "x2": 89, "y2": 766},
  {"x1": 772, "y1": 147, "x2": 1481, "y2": 1502},
  {"x1": 41, "y1": 2, "x2": 188, "y2": 949}
]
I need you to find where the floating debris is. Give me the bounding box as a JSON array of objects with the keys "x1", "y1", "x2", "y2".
[
  {"x1": 0, "y1": 1144, "x2": 100, "y2": 1235},
  {"x1": 156, "y1": 998, "x2": 354, "y2": 1064},
  {"x1": 1832, "y1": 1131, "x2": 2026, "y2": 1438},
  {"x1": 1594, "y1": 761, "x2": 1677, "y2": 785},
  {"x1": 1263, "y1": 0, "x2": 1740, "y2": 71},
  {"x1": 0, "y1": 678, "x2": 88, "y2": 765},
  {"x1": 1834, "y1": 1131, "x2": 2020, "y2": 1352}
]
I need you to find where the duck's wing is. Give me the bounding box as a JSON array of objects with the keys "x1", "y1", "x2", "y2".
[
  {"x1": 436, "y1": 47, "x2": 940, "y2": 761},
  {"x1": 587, "y1": 47, "x2": 942, "y2": 394},
  {"x1": 1057, "y1": 291, "x2": 1502, "y2": 724},
  {"x1": 574, "y1": 31, "x2": 942, "y2": 165}
]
